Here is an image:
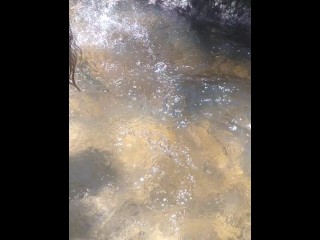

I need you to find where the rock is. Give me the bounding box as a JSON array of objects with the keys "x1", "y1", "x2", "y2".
[{"x1": 234, "y1": 63, "x2": 250, "y2": 79}]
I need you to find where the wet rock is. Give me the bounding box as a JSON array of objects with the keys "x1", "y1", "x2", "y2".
[
  {"x1": 209, "y1": 56, "x2": 250, "y2": 79},
  {"x1": 183, "y1": 121, "x2": 229, "y2": 168},
  {"x1": 212, "y1": 213, "x2": 243, "y2": 239},
  {"x1": 109, "y1": 118, "x2": 180, "y2": 182},
  {"x1": 180, "y1": 218, "x2": 219, "y2": 240},
  {"x1": 233, "y1": 62, "x2": 250, "y2": 79},
  {"x1": 219, "y1": 59, "x2": 237, "y2": 74}
]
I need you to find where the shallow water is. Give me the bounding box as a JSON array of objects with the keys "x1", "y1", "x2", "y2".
[{"x1": 69, "y1": 0, "x2": 251, "y2": 239}]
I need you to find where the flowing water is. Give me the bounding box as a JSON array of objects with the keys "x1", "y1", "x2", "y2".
[{"x1": 69, "y1": 0, "x2": 251, "y2": 239}]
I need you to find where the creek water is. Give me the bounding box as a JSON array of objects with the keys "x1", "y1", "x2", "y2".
[{"x1": 69, "y1": 0, "x2": 251, "y2": 239}]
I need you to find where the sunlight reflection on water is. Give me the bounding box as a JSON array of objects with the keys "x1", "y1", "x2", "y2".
[{"x1": 70, "y1": 1, "x2": 250, "y2": 239}]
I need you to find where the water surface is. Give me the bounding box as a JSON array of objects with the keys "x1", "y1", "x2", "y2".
[{"x1": 69, "y1": 1, "x2": 251, "y2": 239}]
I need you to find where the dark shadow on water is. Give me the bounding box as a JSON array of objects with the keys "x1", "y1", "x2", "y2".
[
  {"x1": 69, "y1": 147, "x2": 121, "y2": 239},
  {"x1": 69, "y1": 147, "x2": 118, "y2": 200}
]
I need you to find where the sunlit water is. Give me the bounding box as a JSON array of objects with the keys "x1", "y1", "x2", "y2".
[{"x1": 69, "y1": 0, "x2": 251, "y2": 239}]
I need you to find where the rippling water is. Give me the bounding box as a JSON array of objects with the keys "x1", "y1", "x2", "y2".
[{"x1": 69, "y1": 0, "x2": 251, "y2": 239}]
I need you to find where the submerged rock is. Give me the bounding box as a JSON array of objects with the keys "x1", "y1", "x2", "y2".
[{"x1": 149, "y1": 0, "x2": 251, "y2": 39}]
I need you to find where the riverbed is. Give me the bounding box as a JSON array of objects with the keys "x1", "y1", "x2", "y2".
[{"x1": 69, "y1": 1, "x2": 251, "y2": 239}]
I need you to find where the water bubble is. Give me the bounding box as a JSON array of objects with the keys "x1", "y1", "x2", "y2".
[{"x1": 229, "y1": 125, "x2": 237, "y2": 131}]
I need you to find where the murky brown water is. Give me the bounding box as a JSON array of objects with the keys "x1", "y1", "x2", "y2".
[{"x1": 69, "y1": 0, "x2": 251, "y2": 239}]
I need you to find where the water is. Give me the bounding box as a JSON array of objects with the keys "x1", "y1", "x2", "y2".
[{"x1": 69, "y1": 0, "x2": 251, "y2": 239}]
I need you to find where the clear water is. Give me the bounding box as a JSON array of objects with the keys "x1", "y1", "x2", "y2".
[{"x1": 69, "y1": 1, "x2": 251, "y2": 239}]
